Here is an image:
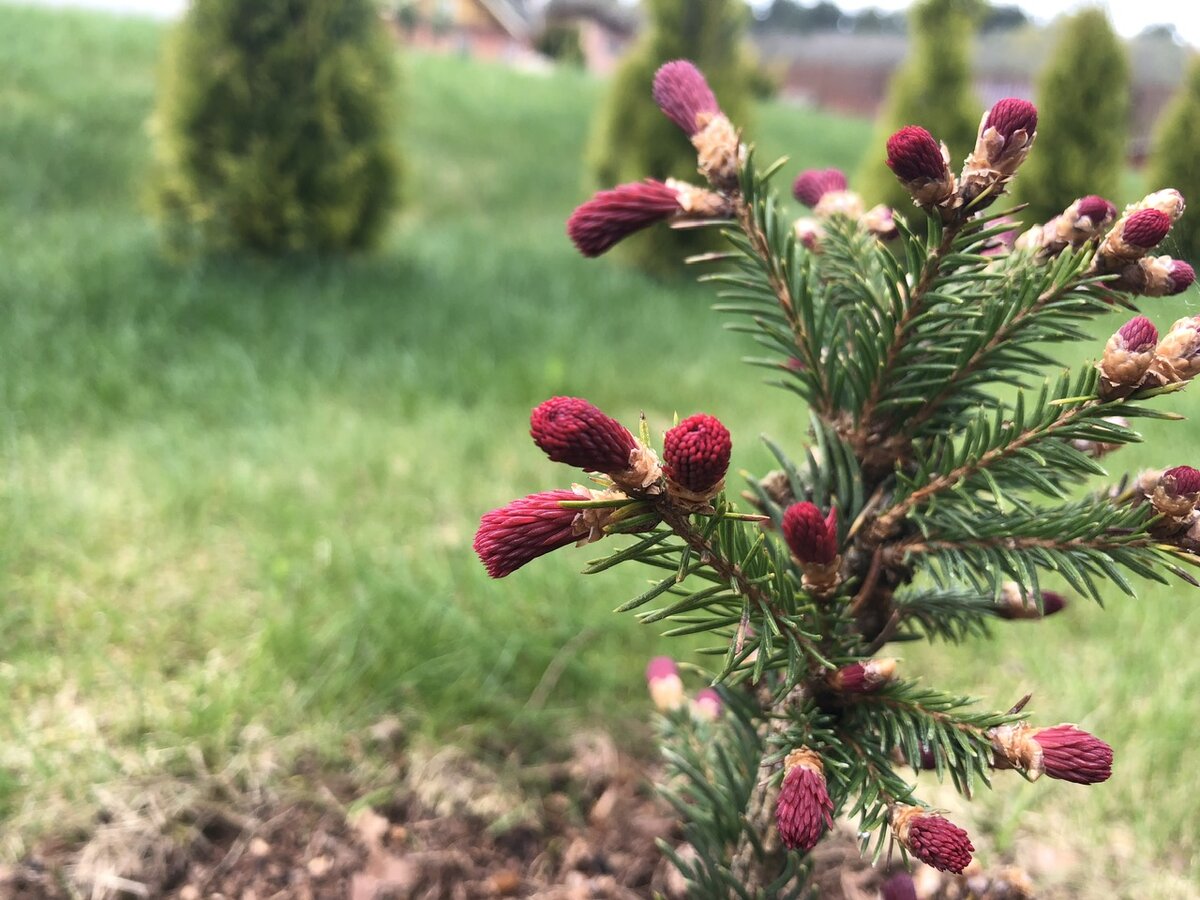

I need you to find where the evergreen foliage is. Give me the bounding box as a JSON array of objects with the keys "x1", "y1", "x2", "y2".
[
  {"x1": 1016, "y1": 8, "x2": 1129, "y2": 226},
  {"x1": 857, "y1": 0, "x2": 982, "y2": 211},
  {"x1": 480, "y1": 57, "x2": 1200, "y2": 896},
  {"x1": 587, "y1": 0, "x2": 754, "y2": 274},
  {"x1": 1149, "y1": 56, "x2": 1200, "y2": 264},
  {"x1": 535, "y1": 23, "x2": 585, "y2": 67},
  {"x1": 150, "y1": 0, "x2": 400, "y2": 254}
]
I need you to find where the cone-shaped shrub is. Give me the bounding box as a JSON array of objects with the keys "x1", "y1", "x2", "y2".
[
  {"x1": 586, "y1": 0, "x2": 754, "y2": 274},
  {"x1": 151, "y1": 0, "x2": 400, "y2": 254},
  {"x1": 858, "y1": 0, "x2": 982, "y2": 211},
  {"x1": 1016, "y1": 8, "x2": 1129, "y2": 225},
  {"x1": 1149, "y1": 55, "x2": 1200, "y2": 266}
]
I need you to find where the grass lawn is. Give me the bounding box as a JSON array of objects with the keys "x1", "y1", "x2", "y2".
[{"x1": 0, "y1": 3, "x2": 1197, "y2": 895}]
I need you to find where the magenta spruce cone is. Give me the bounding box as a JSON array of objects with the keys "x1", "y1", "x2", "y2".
[
  {"x1": 530, "y1": 396, "x2": 638, "y2": 474},
  {"x1": 892, "y1": 805, "x2": 974, "y2": 874},
  {"x1": 1162, "y1": 465, "x2": 1200, "y2": 497},
  {"x1": 662, "y1": 413, "x2": 732, "y2": 495},
  {"x1": 775, "y1": 749, "x2": 833, "y2": 851},
  {"x1": 1118, "y1": 315, "x2": 1159, "y2": 352},
  {"x1": 880, "y1": 872, "x2": 918, "y2": 900},
  {"x1": 984, "y1": 97, "x2": 1038, "y2": 147},
  {"x1": 792, "y1": 168, "x2": 848, "y2": 208},
  {"x1": 990, "y1": 721, "x2": 1112, "y2": 783},
  {"x1": 1040, "y1": 590, "x2": 1067, "y2": 616},
  {"x1": 1169, "y1": 260, "x2": 1196, "y2": 294},
  {"x1": 781, "y1": 502, "x2": 839, "y2": 565},
  {"x1": 1032, "y1": 725, "x2": 1114, "y2": 784},
  {"x1": 652, "y1": 59, "x2": 720, "y2": 136},
  {"x1": 1122, "y1": 209, "x2": 1172, "y2": 249},
  {"x1": 829, "y1": 658, "x2": 897, "y2": 693},
  {"x1": 885, "y1": 126, "x2": 945, "y2": 183},
  {"x1": 1077, "y1": 194, "x2": 1117, "y2": 225},
  {"x1": 567, "y1": 180, "x2": 682, "y2": 257},
  {"x1": 473, "y1": 489, "x2": 582, "y2": 578}
]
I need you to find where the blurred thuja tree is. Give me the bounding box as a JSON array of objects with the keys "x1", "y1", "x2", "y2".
[
  {"x1": 475, "y1": 60, "x2": 1200, "y2": 896},
  {"x1": 1150, "y1": 54, "x2": 1200, "y2": 268},
  {"x1": 149, "y1": 0, "x2": 400, "y2": 255},
  {"x1": 858, "y1": 0, "x2": 982, "y2": 213},
  {"x1": 587, "y1": 0, "x2": 755, "y2": 276}
]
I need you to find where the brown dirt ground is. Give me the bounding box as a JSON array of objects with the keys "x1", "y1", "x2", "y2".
[{"x1": 0, "y1": 731, "x2": 1033, "y2": 900}]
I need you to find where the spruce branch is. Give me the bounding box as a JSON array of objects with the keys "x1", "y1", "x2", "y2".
[
  {"x1": 654, "y1": 501, "x2": 832, "y2": 675},
  {"x1": 874, "y1": 366, "x2": 1173, "y2": 534},
  {"x1": 483, "y1": 59, "x2": 1200, "y2": 897},
  {"x1": 895, "y1": 246, "x2": 1118, "y2": 439},
  {"x1": 855, "y1": 214, "x2": 967, "y2": 435},
  {"x1": 715, "y1": 151, "x2": 835, "y2": 413}
]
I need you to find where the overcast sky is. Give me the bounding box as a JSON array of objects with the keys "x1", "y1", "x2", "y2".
[{"x1": 13, "y1": 0, "x2": 1200, "y2": 45}]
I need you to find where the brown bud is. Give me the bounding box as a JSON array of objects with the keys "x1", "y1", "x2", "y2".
[
  {"x1": 862, "y1": 203, "x2": 898, "y2": 240},
  {"x1": 959, "y1": 98, "x2": 1037, "y2": 206},
  {"x1": 793, "y1": 168, "x2": 847, "y2": 208},
  {"x1": 1149, "y1": 465, "x2": 1200, "y2": 521},
  {"x1": 990, "y1": 722, "x2": 1112, "y2": 784},
  {"x1": 995, "y1": 582, "x2": 1068, "y2": 619},
  {"x1": 794, "y1": 216, "x2": 824, "y2": 251},
  {"x1": 1017, "y1": 194, "x2": 1117, "y2": 257},
  {"x1": 886, "y1": 126, "x2": 958, "y2": 214},
  {"x1": 1098, "y1": 316, "x2": 1159, "y2": 399},
  {"x1": 1110, "y1": 256, "x2": 1196, "y2": 297},
  {"x1": 1147, "y1": 315, "x2": 1200, "y2": 385},
  {"x1": 692, "y1": 113, "x2": 741, "y2": 192},
  {"x1": 828, "y1": 657, "x2": 897, "y2": 693},
  {"x1": 782, "y1": 502, "x2": 841, "y2": 595}
]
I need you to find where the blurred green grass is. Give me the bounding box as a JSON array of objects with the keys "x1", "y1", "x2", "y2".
[{"x1": 0, "y1": 4, "x2": 1197, "y2": 894}]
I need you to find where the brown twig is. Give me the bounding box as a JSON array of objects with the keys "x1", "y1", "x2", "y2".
[
  {"x1": 730, "y1": 685, "x2": 810, "y2": 893},
  {"x1": 873, "y1": 398, "x2": 1098, "y2": 534},
  {"x1": 848, "y1": 546, "x2": 884, "y2": 616},
  {"x1": 656, "y1": 504, "x2": 826, "y2": 666},
  {"x1": 895, "y1": 276, "x2": 1089, "y2": 439}
]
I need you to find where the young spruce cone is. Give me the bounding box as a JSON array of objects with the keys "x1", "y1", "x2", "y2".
[
  {"x1": 891, "y1": 805, "x2": 974, "y2": 874},
  {"x1": 775, "y1": 748, "x2": 833, "y2": 851},
  {"x1": 662, "y1": 413, "x2": 732, "y2": 505},
  {"x1": 474, "y1": 489, "x2": 592, "y2": 578}
]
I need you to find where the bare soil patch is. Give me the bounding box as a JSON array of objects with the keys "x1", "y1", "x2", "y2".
[{"x1": 0, "y1": 731, "x2": 1031, "y2": 899}]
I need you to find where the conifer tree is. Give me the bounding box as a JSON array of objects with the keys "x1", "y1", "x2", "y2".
[
  {"x1": 1149, "y1": 55, "x2": 1200, "y2": 264},
  {"x1": 1017, "y1": 8, "x2": 1129, "y2": 226},
  {"x1": 478, "y1": 59, "x2": 1200, "y2": 896},
  {"x1": 151, "y1": 0, "x2": 400, "y2": 254},
  {"x1": 587, "y1": 0, "x2": 753, "y2": 274},
  {"x1": 858, "y1": 0, "x2": 982, "y2": 211}
]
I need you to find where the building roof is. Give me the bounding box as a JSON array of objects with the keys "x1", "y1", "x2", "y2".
[
  {"x1": 477, "y1": 0, "x2": 533, "y2": 38},
  {"x1": 752, "y1": 24, "x2": 1189, "y2": 87},
  {"x1": 541, "y1": 0, "x2": 640, "y2": 35}
]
